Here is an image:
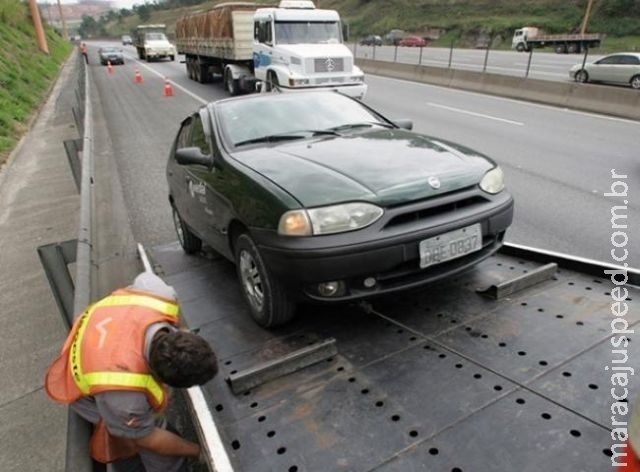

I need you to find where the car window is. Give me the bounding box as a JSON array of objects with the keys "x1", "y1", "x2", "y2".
[
  {"x1": 175, "y1": 117, "x2": 193, "y2": 151},
  {"x1": 217, "y1": 93, "x2": 386, "y2": 147},
  {"x1": 618, "y1": 55, "x2": 640, "y2": 65},
  {"x1": 597, "y1": 56, "x2": 622, "y2": 65},
  {"x1": 190, "y1": 115, "x2": 212, "y2": 156}
]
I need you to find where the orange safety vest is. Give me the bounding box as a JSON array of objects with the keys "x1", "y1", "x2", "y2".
[{"x1": 45, "y1": 288, "x2": 180, "y2": 462}]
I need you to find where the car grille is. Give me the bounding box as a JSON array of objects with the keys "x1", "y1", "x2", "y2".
[
  {"x1": 314, "y1": 57, "x2": 345, "y2": 73},
  {"x1": 384, "y1": 194, "x2": 489, "y2": 229}
]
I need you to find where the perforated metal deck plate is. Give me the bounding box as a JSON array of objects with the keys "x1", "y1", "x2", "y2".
[{"x1": 152, "y1": 242, "x2": 639, "y2": 472}]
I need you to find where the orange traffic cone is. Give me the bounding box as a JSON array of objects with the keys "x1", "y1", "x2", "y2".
[
  {"x1": 134, "y1": 69, "x2": 143, "y2": 84},
  {"x1": 622, "y1": 441, "x2": 640, "y2": 471},
  {"x1": 163, "y1": 78, "x2": 173, "y2": 97},
  {"x1": 107, "y1": 61, "x2": 113, "y2": 74}
]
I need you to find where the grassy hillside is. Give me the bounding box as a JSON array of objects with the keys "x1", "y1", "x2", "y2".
[
  {"x1": 0, "y1": 0, "x2": 73, "y2": 166},
  {"x1": 104, "y1": 0, "x2": 640, "y2": 51}
]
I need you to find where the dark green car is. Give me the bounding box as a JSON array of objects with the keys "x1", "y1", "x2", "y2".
[{"x1": 167, "y1": 92, "x2": 513, "y2": 327}]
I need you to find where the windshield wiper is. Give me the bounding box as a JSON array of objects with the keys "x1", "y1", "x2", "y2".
[
  {"x1": 327, "y1": 121, "x2": 395, "y2": 133},
  {"x1": 234, "y1": 129, "x2": 340, "y2": 147}
]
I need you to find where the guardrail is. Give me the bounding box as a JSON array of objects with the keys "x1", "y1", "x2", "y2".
[
  {"x1": 355, "y1": 57, "x2": 640, "y2": 121},
  {"x1": 37, "y1": 51, "x2": 102, "y2": 472}
]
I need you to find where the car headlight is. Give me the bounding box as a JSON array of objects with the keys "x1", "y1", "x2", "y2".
[
  {"x1": 278, "y1": 202, "x2": 384, "y2": 236},
  {"x1": 479, "y1": 166, "x2": 505, "y2": 194}
]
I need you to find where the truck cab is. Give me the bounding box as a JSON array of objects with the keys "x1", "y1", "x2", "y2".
[
  {"x1": 512, "y1": 27, "x2": 539, "y2": 52},
  {"x1": 252, "y1": 0, "x2": 366, "y2": 99}
]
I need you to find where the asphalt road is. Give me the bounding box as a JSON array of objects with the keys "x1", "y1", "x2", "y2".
[
  {"x1": 90, "y1": 42, "x2": 638, "y2": 270},
  {"x1": 352, "y1": 45, "x2": 606, "y2": 83}
]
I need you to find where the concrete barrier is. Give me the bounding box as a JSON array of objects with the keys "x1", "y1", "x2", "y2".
[{"x1": 356, "y1": 58, "x2": 640, "y2": 121}]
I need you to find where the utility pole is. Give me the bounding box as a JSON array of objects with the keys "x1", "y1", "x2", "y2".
[
  {"x1": 56, "y1": 0, "x2": 69, "y2": 40},
  {"x1": 28, "y1": 0, "x2": 49, "y2": 54},
  {"x1": 580, "y1": 0, "x2": 595, "y2": 35}
]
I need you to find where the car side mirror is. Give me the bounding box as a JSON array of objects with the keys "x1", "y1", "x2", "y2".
[
  {"x1": 175, "y1": 147, "x2": 213, "y2": 167},
  {"x1": 393, "y1": 119, "x2": 413, "y2": 130}
]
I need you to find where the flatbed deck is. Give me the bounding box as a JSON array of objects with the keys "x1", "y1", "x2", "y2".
[{"x1": 152, "y1": 242, "x2": 639, "y2": 471}]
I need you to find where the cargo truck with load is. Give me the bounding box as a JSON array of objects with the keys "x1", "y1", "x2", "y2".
[
  {"x1": 132, "y1": 24, "x2": 176, "y2": 61},
  {"x1": 174, "y1": 0, "x2": 367, "y2": 98},
  {"x1": 512, "y1": 26, "x2": 604, "y2": 54}
]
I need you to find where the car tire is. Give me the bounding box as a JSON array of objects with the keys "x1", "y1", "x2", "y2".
[
  {"x1": 234, "y1": 233, "x2": 296, "y2": 327},
  {"x1": 631, "y1": 75, "x2": 640, "y2": 90},
  {"x1": 575, "y1": 70, "x2": 589, "y2": 83},
  {"x1": 172, "y1": 206, "x2": 202, "y2": 254}
]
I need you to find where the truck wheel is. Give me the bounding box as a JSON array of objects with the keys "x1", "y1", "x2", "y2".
[
  {"x1": 234, "y1": 233, "x2": 296, "y2": 327},
  {"x1": 225, "y1": 71, "x2": 239, "y2": 96},
  {"x1": 567, "y1": 43, "x2": 580, "y2": 54},
  {"x1": 575, "y1": 70, "x2": 589, "y2": 83},
  {"x1": 516, "y1": 43, "x2": 525, "y2": 52},
  {"x1": 172, "y1": 206, "x2": 202, "y2": 254},
  {"x1": 555, "y1": 44, "x2": 567, "y2": 54},
  {"x1": 170, "y1": 55, "x2": 175, "y2": 61},
  {"x1": 631, "y1": 75, "x2": 640, "y2": 90},
  {"x1": 198, "y1": 65, "x2": 209, "y2": 84},
  {"x1": 266, "y1": 71, "x2": 279, "y2": 92}
]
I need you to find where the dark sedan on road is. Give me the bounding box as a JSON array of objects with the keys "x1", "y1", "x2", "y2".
[
  {"x1": 360, "y1": 35, "x2": 383, "y2": 46},
  {"x1": 166, "y1": 92, "x2": 513, "y2": 327},
  {"x1": 98, "y1": 46, "x2": 124, "y2": 66}
]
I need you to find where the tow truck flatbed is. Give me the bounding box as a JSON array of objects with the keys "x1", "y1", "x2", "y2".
[{"x1": 152, "y1": 242, "x2": 639, "y2": 472}]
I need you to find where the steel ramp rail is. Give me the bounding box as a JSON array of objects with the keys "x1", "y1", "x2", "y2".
[{"x1": 151, "y1": 242, "x2": 639, "y2": 472}]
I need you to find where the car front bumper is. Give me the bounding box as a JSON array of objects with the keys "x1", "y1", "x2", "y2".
[{"x1": 253, "y1": 188, "x2": 514, "y2": 302}]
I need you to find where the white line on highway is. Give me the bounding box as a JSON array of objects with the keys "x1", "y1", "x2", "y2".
[
  {"x1": 372, "y1": 74, "x2": 640, "y2": 125},
  {"x1": 427, "y1": 102, "x2": 525, "y2": 125},
  {"x1": 126, "y1": 54, "x2": 208, "y2": 104}
]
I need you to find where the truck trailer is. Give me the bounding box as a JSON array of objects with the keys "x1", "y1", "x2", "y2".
[
  {"x1": 512, "y1": 26, "x2": 604, "y2": 54},
  {"x1": 174, "y1": 0, "x2": 367, "y2": 98}
]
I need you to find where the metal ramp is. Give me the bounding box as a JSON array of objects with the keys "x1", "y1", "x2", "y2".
[{"x1": 152, "y1": 242, "x2": 638, "y2": 472}]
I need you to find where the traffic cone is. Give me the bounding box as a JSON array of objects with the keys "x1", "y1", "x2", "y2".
[
  {"x1": 163, "y1": 78, "x2": 173, "y2": 97},
  {"x1": 107, "y1": 61, "x2": 113, "y2": 74},
  {"x1": 134, "y1": 69, "x2": 143, "y2": 84},
  {"x1": 622, "y1": 441, "x2": 640, "y2": 471}
]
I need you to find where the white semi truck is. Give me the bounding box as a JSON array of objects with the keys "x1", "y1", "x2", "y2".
[{"x1": 174, "y1": 0, "x2": 367, "y2": 98}]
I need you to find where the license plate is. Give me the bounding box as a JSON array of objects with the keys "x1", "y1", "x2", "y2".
[{"x1": 419, "y1": 224, "x2": 482, "y2": 269}]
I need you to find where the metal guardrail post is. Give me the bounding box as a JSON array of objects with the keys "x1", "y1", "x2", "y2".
[
  {"x1": 394, "y1": 45, "x2": 398, "y2": 62},
  {"x1": 448, "y1": 40, "x2": 454, "y2": 68},
  {"x1": 525, "y1": 48, "x2": 534, "y2": 78},
  {"x1": 418, "y1": 46, "x2": 423, "y2": 65},
  {"x1": 482, "y1": 43, "x2": 490, "y2": 72}
]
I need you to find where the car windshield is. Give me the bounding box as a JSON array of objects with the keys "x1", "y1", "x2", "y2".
[
  {"x1": 275, "y1": 21, "x2": 341, "y2": 45},
  {"x1": 217, "y1": 92, "x2": 391, "y2": 148},
  {"x1": 100, "y1": 47, "x2": 120, "y2": 54},
  {"x1": 146, "y1": 32, "x2": 167, "y2": 41}
]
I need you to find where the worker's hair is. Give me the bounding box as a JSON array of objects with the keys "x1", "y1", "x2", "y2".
[{"x1": 149, "y1": 330, "x2": 218, "y2": 388}]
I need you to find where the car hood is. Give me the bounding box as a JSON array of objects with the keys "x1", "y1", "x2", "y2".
[{"x1": 231, "y1": 129, "x2": 495, "y2": 207}]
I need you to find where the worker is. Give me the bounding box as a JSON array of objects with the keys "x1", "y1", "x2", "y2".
[
  {"x1": 44, "y1": 271, "x2": 218, "y2": 471},
  {"x1": 79, "y1": 42, "x2": 88, "y2": 64}
]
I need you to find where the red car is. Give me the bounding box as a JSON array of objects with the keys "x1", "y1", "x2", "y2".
[{"x1": 399, "y1": 36, "x2": 427, "y2": 47}]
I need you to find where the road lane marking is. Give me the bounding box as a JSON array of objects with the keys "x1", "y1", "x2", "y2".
[
  {"x1": 370, "y1": 74, "x2": 640, "y2": 125},
  {"x1": 125, "y1": 54, "x2": 208, "y2": 104},
  {"x1": 427, "y1": 102, "x2": 524, "y2": 126}
]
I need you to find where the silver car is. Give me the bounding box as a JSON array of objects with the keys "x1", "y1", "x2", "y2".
[{"x1": 570, "y1": 52, "x2": 640, "y2": 89}]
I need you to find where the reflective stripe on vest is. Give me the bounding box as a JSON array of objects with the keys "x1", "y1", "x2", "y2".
[{"x1": 69, "y1": 294, "x2": 178, "y2": 400}]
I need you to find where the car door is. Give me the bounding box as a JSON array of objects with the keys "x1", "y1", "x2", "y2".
[
  {"x1": 168, "y1": 116, "x2": 198, "y2": 231},
  {"x1": 617, "y1": 55, "x2": 640, "y2": 84},
  {"x1": 589, "y1": 55, "x2": 620, "y2": 83}
]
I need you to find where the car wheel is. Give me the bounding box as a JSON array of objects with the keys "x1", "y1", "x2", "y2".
[
  {"x1": 172, "y1": 206, "x2": 202, "y2": 254},
  {"x1": 631, "y1": 75, "x2": 640, "y2": 90},
  {"x1": 234, "y1": 233, "x2": 296, "y2": 327},
  {"x1": 575, "y1": 70, "x2": 589, "y2": 83}
]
